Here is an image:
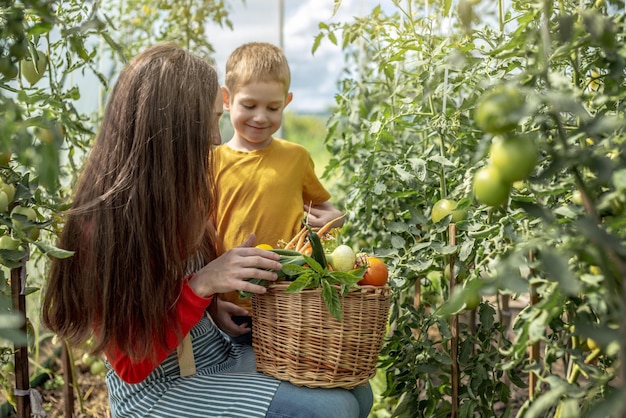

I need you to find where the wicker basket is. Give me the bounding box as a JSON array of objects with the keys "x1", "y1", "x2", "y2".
[{"x1": 251, "y1": 282, "x2": 392, "y2": 389}]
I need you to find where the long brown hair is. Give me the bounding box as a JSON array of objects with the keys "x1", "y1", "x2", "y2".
[{"x1": 42, "y1": 43, "x2": 220, "y2": 360}]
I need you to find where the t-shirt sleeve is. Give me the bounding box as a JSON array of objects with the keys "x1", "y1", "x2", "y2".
[
  {"x1": 103, "y1": 277, "x2": 214, "y2": 384},
  {"x1": 302, "y1": 155, "x2": 331, "y2": 204}
]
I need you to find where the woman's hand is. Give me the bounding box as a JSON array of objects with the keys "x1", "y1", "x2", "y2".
[
  {"x1": 189, "y1": 234, "x2": 281, "y2": 298},
  {"x1": 208, "y1": 298, "x2": 251, "y2": 338}
]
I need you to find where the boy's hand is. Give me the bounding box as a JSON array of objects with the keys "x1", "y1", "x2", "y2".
[
  {"x1": 304, "y1": 202, "x2": 345, "y2": 229},
  {"x1": 208, "y1": 298, "x2": 251, "y2": 338}
]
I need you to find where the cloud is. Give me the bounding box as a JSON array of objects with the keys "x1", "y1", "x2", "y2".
[{"x1": 211, "y1": 0, "x2": 381, "y2": 113}]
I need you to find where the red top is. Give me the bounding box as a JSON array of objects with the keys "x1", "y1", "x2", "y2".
[{"x1": 104, "y1": 277, "x2": 214, "y2": 384}]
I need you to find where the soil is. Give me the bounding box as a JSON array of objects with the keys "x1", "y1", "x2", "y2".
[
  {"x1": 1, "y1": 346, "x2": 111, "y2": 418},
  {"x1": 40, "y1": 372, "x2": 110, "y2": 418}
]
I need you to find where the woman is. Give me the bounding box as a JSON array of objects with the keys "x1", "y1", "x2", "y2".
[{"x1": 41, "y1": 43, "x2": 372, "y2": 418}]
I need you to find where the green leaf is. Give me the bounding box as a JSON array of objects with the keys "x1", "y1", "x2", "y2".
[
  {"x1": 34, "y1": 241, "x2": 74, "y2": 259},
  {"x1": 538, "y1": 250, "x2": 581, "y2": 295},
  {"x1": 285, "y1": 274, "x2": 315, "y2": 293},
  {"x1": 302, "y1": 254, "x2": 324, "y2": 274},
  {"x1": 321, "y1": 280, "x2": 342, "y2": 320},
  {"x1": 329, "y1": 270, "x2": 363, "y2": 287}
]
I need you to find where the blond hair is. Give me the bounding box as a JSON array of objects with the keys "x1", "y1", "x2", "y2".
[{"x1": 224, "y1": 42, "x2": 291, "y2": 95}]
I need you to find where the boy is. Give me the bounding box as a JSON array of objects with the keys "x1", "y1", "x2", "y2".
[{"x1": 214, "y1": 42, "x2": 343, "y2": 343}]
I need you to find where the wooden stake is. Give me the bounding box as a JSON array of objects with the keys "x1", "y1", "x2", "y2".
[
  {"x1": 11, "y1": 264, "x2": 30, "y2": 418},
  {"x1": 528, "y1": 250, "x2": 540, "y2": 398},
  {"x1": 449, "y1": 223, "x2": 459, "y2": 418},
  {"x1": 62, "y1": 342, "x2": 75, "y2": 417}
]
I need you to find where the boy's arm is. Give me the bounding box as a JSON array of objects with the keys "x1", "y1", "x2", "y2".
[{"x1": 304, "y1": 201, "x2": 345, "y2": 229}]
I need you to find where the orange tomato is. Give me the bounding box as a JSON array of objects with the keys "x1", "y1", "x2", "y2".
[{"x1": 358, "y1": 257, "x2": 389, "y2": 286}]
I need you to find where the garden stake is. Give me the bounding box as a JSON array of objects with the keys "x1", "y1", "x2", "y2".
[
  {"x1": 62, "y1": 342, "x2": 75, "y2": 417},
  {"x1": 448, "y1": 223, "x2": 459, "y2": 418},
  {"x1": 500, "y1": 294, "x2": 511, "y2": 340},
  {"x1": 11, "y1": 260, "x2": 30, "y2": 418},
  {"x1": 414, "y1": 271, "x2": 421, "y2": 310},
  {"x1": 528, "y1": 250, "x2": 540, "y2": 398}
]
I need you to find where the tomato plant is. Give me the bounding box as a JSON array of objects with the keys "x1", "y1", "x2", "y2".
[
  {"x1": 0, "y1": 1, "x2": 245, "y2": 416},
  {"x1": 320, "y1": 0, "x2": 626, "y2": 415}
]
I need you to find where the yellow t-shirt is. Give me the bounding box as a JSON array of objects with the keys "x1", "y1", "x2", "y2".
[{"x1": 214, "y1": 138, "x2": 331, "y2": 309}]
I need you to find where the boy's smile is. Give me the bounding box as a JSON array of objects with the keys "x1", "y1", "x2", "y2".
[{"x1": 223, "y1": 80, "x2": 292, "y2": 151}]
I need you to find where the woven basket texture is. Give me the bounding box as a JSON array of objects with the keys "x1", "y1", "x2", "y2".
[{"x1": 251, "y1": 282, "x2": 391, "y2": 389}]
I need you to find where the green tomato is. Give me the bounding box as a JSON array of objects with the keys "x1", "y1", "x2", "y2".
[
  {"x1": 474, "y1": 86, "x2": 525, "y2": 135},
  {"x1": 90, "y1": 359, "x2": 107, "y2": 376},
  {"x1": 21, "y1": 50, "x2": 47, "y2": 85},
  {"x1": 11, "y1": 206, "x2": 39, "y2": 240},
  {"x1": 0, "y1": 235, "x2": 20, "y2": 251},
  {"x1": 0, "y1": 57, "x2": 18, "y2": 80},
  {"x1": 34, "y1": 121, "x2": 64, "y2": 144},
  {"x1": 0, "y1": 180, "x2": 15, "y2": 203},
  {"x1": 431, "y1": 199, "x2": 466, "y2": 223},
  {"x1": 0, "y1": 191, "x2": 7, "y2": 213},
  {"x1": 11, "y1": 206, "x2": 37, "y2": 227},
  {"x1": 81, "y1": 352, "x2": 96, "y2": 367},
  {"x1": 473, "y1": 165, "x2": 510, "y2": 207},
  {"x1": 432, "y1": 199, "x2": 455, "y2": 222},
  {"x1": 489, "y1": 136, "x2": 538, "y2": 182},
  {"x1": 464, "y1": 291, "x2": 481, "y2": 310},
  {"x1": 444, "y1": 261, "x2": 467, "y2": 282}
]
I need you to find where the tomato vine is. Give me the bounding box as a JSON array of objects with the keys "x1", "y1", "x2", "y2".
[{"x1": 319, "y1": 0, "x2": 626, "y2": 416}]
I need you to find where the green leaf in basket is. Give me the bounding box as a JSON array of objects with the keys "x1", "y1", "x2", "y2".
[
  {"x1": 321, "y1": 280, "x2": 342, "y2": 320},
  {"x1": 275, "y1": 252, "x2": 307, "y2": 267},
  {"x1": 328, "y1": 270, "x2": 364, "y2": 287},
  {"x1": 281, "y1": 263, "x2": 309, "y2": 276},
  {"x1": 302, "y1": 254, "x2": 324, "y2": 274},
  {"x1": 285, "y1": 272, "x2": 316, "y2": 293}
]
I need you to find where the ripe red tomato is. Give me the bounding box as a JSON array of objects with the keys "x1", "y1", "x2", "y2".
[{"x1": 358, "y1": 257, "x2": 389, "y2": 286}]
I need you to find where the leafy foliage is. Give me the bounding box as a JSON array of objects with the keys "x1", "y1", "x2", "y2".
[
  {"x1": 0, "y1": 0, "x2": 244, "y2": 412},
  {"x1": 320, "y1": 0, "x2": 626, "y2": 416}
]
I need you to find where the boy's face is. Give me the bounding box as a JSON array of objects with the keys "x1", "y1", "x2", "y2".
[{"x1": 223, "y1": 80, "x2": 292, "y2": 151}]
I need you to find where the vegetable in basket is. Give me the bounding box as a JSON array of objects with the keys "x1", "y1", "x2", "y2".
[{"x1": 244, "y1": 220, "x2": 376, "y2": 320}]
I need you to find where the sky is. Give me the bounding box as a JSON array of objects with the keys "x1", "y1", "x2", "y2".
[{"x1": 207, "y1": 0, "x2": 382, "y2": 113}]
